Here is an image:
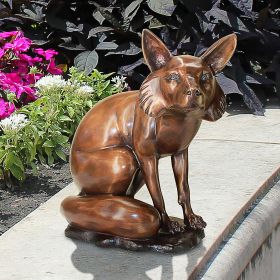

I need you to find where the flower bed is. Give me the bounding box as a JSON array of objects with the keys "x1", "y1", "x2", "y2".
[
  {"x1": 0, "y1": 31, "x2": 127, "y2": 189},
  {"x1": 0, "y1": 69, "x2": 126, "y2": 188},
  {"x1": 0, "y1": 30, "x2": 130, "y2": 235}
]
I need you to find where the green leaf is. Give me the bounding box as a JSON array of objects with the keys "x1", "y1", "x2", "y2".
[
  {"x1": 27, "y1": 143, "x2": 37, "y2": 161},
  {"x1": 55, "y1": 148, "x2": 67, "y2": 161},
  {"x1": 38, "y1": 131, "x2": 45, "y2": 137},
  {"x1": 52, "y1": 134, "x2": 69, "y2": 144},
  {"x1": 42, "y1": 140, "x2": 55, "y2": 148},
  {"x1": 67, "y1": 107, "x2": 75, "y2": 118},
  {"x1": 0, "y1": 149, "x2": 6, "y2": 163},
  {"x1": 86, "y1": 100, "x2": 93, "y2": 107},
  {"x1": 74, "y1": 50, "x2": 99, "y2": 75},
  {"x1": 44, "y1": 147, "x2": 54, "y2": 165},
  {"x1": 59, "y1": 115, "x2": 73, "y2": 122},
  {"x1": 10, "y1": 164, "x2": 25, "y2": 181},
  {"x1": 62, "y1": 128, "x2": 72, "y2": 135},
  {"x1": 101, "y1": 72, "x2": 114, "y2": 79},
  {"x1": 4, "y1": 153, "x2": 15, "y2": 169},
  {"x1": 11, "y1": 154, "x2": 24, "y2": 171},
  {"x1": 91, "y1": 69, "x2": 103, "y2": 79}
]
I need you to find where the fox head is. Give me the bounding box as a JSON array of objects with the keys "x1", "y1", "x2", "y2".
[{"x1": 139, "y1": 29, "x2": 237, "y2": 121}]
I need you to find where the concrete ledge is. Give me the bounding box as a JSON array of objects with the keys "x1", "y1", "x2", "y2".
[
  {"x1": 199, "y1": 180, "x2": 280, "y2": 280},
  {"x1": 189, "y1": 167, "x2": 280, "y2": 280},
  {"x1": 0, "y1": 109, "x2": 279, "y2": 280}
]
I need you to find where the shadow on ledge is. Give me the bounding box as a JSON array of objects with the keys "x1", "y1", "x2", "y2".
[{"x1": 70, "y1": 238, "x2": 206, "y2": 280}]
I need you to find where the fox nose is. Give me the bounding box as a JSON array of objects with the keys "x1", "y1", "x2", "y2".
[{"x1": 185, "y1": 88, "x2": 202, "y2": 97}]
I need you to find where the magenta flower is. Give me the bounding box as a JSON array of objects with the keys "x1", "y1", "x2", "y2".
[
  {"x1": 0, "y1": 72, "x2": 37, "y2": 101},
  {"x1": 0, "y1": 31, "x2": 22, "y2": 40},
  {"x1": 16, "y1": 85, "x2": 37, "y2": 101},
  {"x1": 0, "y1": 98, "x2": 15, "y2": 120},
  {"x1": 25, "y1": 73, "x2": 44, "y2": 85},
  {"x1": 4, "y1": 37, "x2": 32, "y2": 53},
  {"x1": 17, "y1": 54, "x2": 42, "y2": 65},
  {"x1": 34, "y1": 48, "x2": 58, "y2": 60},
  {"x1": 5, "y1": 73, "x2": 21, "y2": 83},
  {"x1": 0, "y1": 72, "x2": 21, "y2": 93},
  {"x1": 47, "y1": 59, "x2": 63, "y2": 75},
  {"x1": 12, "y1": 60, "x2": 29, "y2": 74},
  {"x1": 0, "y1": 74, "x2": 15, "y2": 92},
  {"x1": 0, "y1": 30, "x2": 63, "y2": 119}
]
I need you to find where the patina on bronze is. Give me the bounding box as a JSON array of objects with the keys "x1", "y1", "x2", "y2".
[{"x1": 61, "y1": 29, "x2": 237, "y2": 252}]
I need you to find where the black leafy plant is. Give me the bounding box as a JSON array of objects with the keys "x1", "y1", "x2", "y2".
[{"x1": 1, "y1": 0, "x2": 279, "y2": 115}]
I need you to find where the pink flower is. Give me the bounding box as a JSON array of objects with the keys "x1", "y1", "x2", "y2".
[
  {"x1": 5, "y1": 73, "x2": 21, "y2": 83},
  {"x1": 4, "y1": 37, "x2": 31, "y2": 53},
  {"x1": 0, "y1": 98, "x2": 15, "y2": 120},
  {"x1": 46, "y1": 59, "x2": 63, "y2": 75},
  {"x1": 34, "y1": 48, "x2": 58, "y2": 60},
  {"x1": 0, "y1": 31, "x2": 62, "y2": 110},
  {"x1": 0, "y1": 72, "x2": 36, "y2": 101},
  {"x1": 0, "y1": 72, "x2": 21, "y2": 93},
  {"x1": 17, "y1": 54, "x2": 41, "y2": 65},
  {"x1": 25, "y1": 73, "x2": 44, "y2": 85},
  {"x1": 16, "y1": 85, "x2": 37, "y2": 101},
  {"x1": 0, "y1": 31, "x2": 22, "y2": 40},
  {"x1": 32, "y1": 56, "x2": 43, "y2": 63},
  {"x1": 12, "y1": 60, "x2": 29, "y2": 74}
]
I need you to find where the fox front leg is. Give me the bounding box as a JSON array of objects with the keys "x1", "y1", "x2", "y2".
[
  {"x1": 138, "y1": 155, "x2": 182, "y2": 234},
  {"x1": 171, "y1": 150, "x2": 206, "y2": 230}
]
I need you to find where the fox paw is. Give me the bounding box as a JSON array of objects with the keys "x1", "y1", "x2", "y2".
[{"x1": 185, "y1": 213, "x2": 206, "y2": 230}]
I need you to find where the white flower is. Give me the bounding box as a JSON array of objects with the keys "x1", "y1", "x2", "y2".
[
  {"x1": 35, "y1": 75, "x2": 67, "y2": 89},
  {"x1": 111, "y1": 75, "x2": 128, "y2": 90},
  {"x1": 76, "y1": 85, "x2": 94, "y2": 94},
  {"x1": 0, "y1": 114, "x2": 28, "y2": 131}
]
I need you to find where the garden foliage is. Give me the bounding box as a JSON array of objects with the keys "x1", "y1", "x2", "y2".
[
  {"x1": 0, "y1": 68, "x2": 126, "y2": 187},
  {"x1": 1, "y1": 0, "x2": 279, "y2": 114}
]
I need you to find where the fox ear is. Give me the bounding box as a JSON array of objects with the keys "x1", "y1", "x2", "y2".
[
  {"x1": 142, "y1": 29, "x2": 173, "y2": 72},
  {"x1": 203, "y1": 85, "x2": 226, "y2": 122},
  {"x1": 200, "y1": 34, "x2": 237, "y2": 73}
]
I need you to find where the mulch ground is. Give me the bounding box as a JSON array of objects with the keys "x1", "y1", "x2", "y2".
[{"x1": 0, "y1": 163, "x2": 72, "y2": 235}]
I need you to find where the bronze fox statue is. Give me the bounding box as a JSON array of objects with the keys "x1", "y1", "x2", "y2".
[{"x1": 61, "y1": 29, "x2": 237, "y2": 239}]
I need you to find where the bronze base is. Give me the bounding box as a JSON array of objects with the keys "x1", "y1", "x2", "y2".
[{"x1": 65, "y1": 218, "x2": 205, "y2": 253}]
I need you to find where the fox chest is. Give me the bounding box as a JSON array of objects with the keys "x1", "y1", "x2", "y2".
[{"x1": 155, "y1": 117, "x2": 202, "y2": 156}]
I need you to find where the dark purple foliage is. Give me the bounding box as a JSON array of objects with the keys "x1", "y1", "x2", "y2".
[{"x1": 1, "y1": 0, "x2": 279, "y2": 114}]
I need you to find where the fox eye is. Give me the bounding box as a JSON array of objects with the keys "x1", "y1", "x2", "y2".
[
  {"x1": 165, "y1": 72, "x2": 180, "y2": 82},
  {"x1": 200, "y1": 72, "x2": 212, "y2": 83}
]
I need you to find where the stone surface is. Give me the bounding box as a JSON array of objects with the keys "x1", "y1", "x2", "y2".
[
  {"x1": 200, "y1": 181, "x2": 280, "y2": 280},
  {"x1": 197, "y1": 110, "x2": 280, "y2": 144},
  {"x1": 0, "y1": 109, "x2": 279, "y2": 280}
]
